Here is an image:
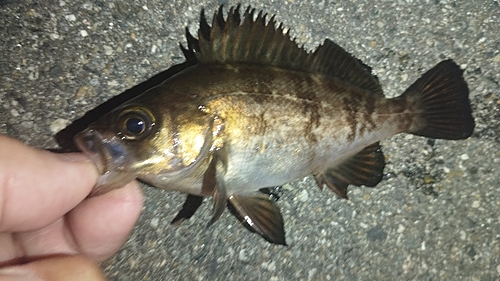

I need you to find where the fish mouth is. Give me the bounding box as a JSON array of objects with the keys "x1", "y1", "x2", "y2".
[{"x1": 75, "y1": 128, "x2": 136, "y2": 196}]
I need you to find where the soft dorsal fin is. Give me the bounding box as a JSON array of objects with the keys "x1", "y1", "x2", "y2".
[
  {"x1": 182, "y1": 5, "x2": 383, "y2": 95},
  {"x1": 310, "y1": 39, "x2": 383, "y2": 95}
]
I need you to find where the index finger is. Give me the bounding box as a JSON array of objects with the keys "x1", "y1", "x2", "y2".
[{"x1": 0, "y1": 135, "x2": 99, "y2": 232}]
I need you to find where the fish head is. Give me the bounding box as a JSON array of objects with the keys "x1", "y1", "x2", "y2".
[{"x1": 75, "y1": 91, "x2": 215, "y2": 196}]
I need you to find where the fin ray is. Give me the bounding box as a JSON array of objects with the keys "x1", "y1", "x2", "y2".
[
  {"x1": 404, "y1": 59, "x2": 475, "y2": 139},
  {"x1": 185, "y1": 5, "x2": 382, "y2": 95},
  {"x1": 208, "y1": 181, "x2": 226, "y2": 227},
  {"x1": 315, "y1": 142, "x2": 385, "y2": 198},
  {"x1": 206, "y1": 153, "x2": 229, "y2": 227},
  {"x1": 227, "y1": 193, "x2": 287, "y2": 245}
]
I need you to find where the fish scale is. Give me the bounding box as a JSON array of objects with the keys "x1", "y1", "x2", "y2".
[{"x1": 73, "y1": 5, "x2": 474, "y2": 245}]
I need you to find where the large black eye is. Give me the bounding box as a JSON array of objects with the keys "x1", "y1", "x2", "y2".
[
  {"x1": 118, "y1": 107, "x2": 155, "y2": 140},
  {"x1": 125, "y1": 117, "x2": 145, "y2": 135}
]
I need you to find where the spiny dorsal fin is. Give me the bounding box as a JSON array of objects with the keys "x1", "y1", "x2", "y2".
[
  {"x1": 183, "y1": 5, "x2": 383, "y2": 95},
  {"x1": 196, "y1": 5, "x2": 310, "y2": 69}
]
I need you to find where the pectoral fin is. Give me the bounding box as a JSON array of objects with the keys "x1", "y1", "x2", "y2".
[
  {"x1": 315, "y1": 142, "x2": 385, "y2": 199},
  {"x1": 171, "y1": 194, "x2": 204, "y2": 226},
  {"x1": 207, "y1": 179, "x2": 227, "y2": 227},
  {"x1": 205, "y1": 155, "x2": 228, "y2": 227},
  {"x1": 227, "y1": 193, "x2": 287, "y2": 245}
]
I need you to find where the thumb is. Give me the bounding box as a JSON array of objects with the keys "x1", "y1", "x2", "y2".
[{"x1": 0, "y1": 255, "x2": 107, "y2": 281}]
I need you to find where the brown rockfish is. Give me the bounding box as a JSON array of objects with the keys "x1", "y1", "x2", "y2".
[{"x1": 74, "y1": 5, "x2": 474, "y2": 245}]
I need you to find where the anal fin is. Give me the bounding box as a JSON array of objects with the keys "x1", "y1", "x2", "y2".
[
  {"x1": 227, "y1": 193, "x2": 287, "y2": 245},
  {"x1": 315, "y1": 142, "x2": 385, "y2": 199},
  {"x1": 171, "y1": 194, "x2": 204, "y2": 226}
]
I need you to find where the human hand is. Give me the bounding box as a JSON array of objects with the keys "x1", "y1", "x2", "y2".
[{"x1": 0, "y1": 135, "x2": 144, "y2": 280}]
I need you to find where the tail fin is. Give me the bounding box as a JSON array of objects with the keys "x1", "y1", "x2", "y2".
[{"x1": 404, "y1": 59, "x2": 475, "y2": 140}]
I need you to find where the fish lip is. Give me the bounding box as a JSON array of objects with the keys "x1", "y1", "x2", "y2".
[
  {"x1": 74, "y1": 128, "x2": 108, "y2": 174},
  {"x1": 74, "y1": 128, "x2": 135, "y2": 195}
]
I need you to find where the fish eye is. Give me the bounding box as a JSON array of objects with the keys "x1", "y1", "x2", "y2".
[
  {"x1": 125, "y1": 117, "x2": 146, "y2": 135},
  {"x1": 118, "y1": 108, "x2": 154, "y2": 140}
]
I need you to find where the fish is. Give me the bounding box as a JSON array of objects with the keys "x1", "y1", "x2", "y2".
[{"x1": 74, "y1": 5, "x2": 475, "y2": 245}]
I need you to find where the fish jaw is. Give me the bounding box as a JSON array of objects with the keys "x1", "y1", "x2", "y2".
[{"x1": 74, "y1": 128, "x2": 138, "y2": 196}]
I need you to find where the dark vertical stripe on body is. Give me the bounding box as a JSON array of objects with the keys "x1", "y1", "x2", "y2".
[
  {"x1": 299, "y1": 75, "x2": 321, "y2": 144},
  {"x1": 359, "y1": 94, "x2": 377, "y2": 136},
  {"x1": 341, "y1": 95, "x2": 359, "y2": 142}
]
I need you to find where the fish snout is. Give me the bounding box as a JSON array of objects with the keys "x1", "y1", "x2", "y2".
[
  {"x1": 74, "y1": 128, "x2": 137, "y2": 196},
  {"x1": 74, "y1": 128, "x2": 107, "y2": 173}
]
